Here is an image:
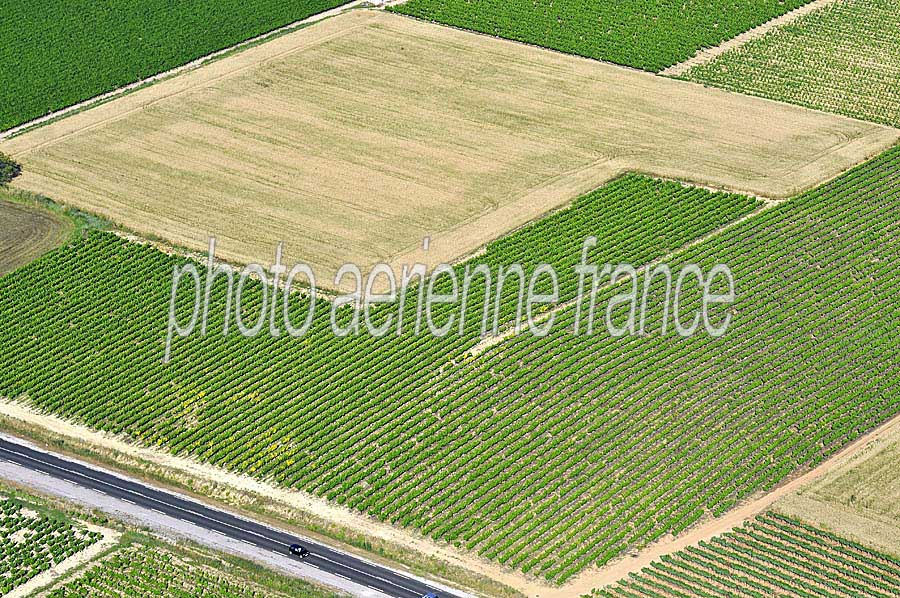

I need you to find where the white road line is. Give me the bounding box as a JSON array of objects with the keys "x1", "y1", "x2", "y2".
[{"x1": 0, "y1": 445, "x2": 423, "y2": 595}]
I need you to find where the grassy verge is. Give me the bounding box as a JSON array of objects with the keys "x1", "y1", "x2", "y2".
[{"x1": 0, "y1": 416, "x2": 522, "y2": 598}]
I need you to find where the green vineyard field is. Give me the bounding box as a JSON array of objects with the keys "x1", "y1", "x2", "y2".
[
  {"x1": 592, "y1": 512, "x2": 900, "y2": 597},
  {"x1": 0, "y1": 497, "x2": 101, "y2": 594},
  {"x1": 0, "y1": 0, "x2": 349, "y2": 132},
  {"x1": 45, "y1": 545, "x2": 301, "y2": 598},
  {"x1": 1, "y1": 150, "x2": 899, "y2": 583},
  {"x1": 391, "y1": 0, "x2": 814, "y2": 72},
  {"x1": 682, "y1": 0, "x2": 900, "y2": 128}
]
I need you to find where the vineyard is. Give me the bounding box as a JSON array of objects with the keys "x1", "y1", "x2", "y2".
[
  {"x1": 391, "y1": 0, "x2": 815, "y2": 72},
  {"x1": 1, "y1": 144, "x2": 900, "y2": 583},
  {"x1": 42, "y1": 545, "x2": 311, "y2": 598},
  {"x1": 592, "y1": 512, "x2": 900, "y2": 597},
  {"x1": 0, "y1": 0, "x2": 349, "y2": 132},
  {"x1": 682, "y1": 0, "x2": 900, "y2": 128},
  {"x1": 0, "y1": 497, "x2": 101, "y2": 594}
]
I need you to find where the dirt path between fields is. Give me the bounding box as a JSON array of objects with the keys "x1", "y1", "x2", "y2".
[
  {"x1": 0, "y1": 0, "x2": 369, "y2": 140},
  {"x1": 661, "y1": 0, "x2": 844, "y2": 77},
  {"x1": 4, "y1": 399, "x2": 900, "y2": 597},
  {"x1": 552, "y1": 411, "x2": 900, "y2": 596},
  {"x1": 6, "y1": 523, "x2": 119, "y2": 598}
]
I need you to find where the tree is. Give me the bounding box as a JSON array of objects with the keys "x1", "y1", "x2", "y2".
[{"x1": 0, "y1": 151, "x2": 21, "y2": 184}]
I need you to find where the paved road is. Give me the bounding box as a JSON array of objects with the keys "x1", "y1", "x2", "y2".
[{"x1": 0, "y1": 437, "x2": 456, "y2": 598}]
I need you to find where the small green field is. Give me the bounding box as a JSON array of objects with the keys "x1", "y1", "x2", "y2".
[
  {"x1": 391, "y1": 0, "x2": 814, "y2": 72},
  {"x1": 43, "y1": 544, "x2": 331, "y2": 598},
  {"x1": 0, "y1": 496, "x2": 101, "y2": 595},
  {"x1": 0, "y1": 0, "x2": 349, "y2": 132},
  {"x1": 682, "y1": 0, "x2": 900, "y2": 128},
  {"x1": 592, "y1": 512, "x2": 900, "y2": 597}
]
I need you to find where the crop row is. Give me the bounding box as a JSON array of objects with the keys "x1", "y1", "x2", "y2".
[
  {"x1": 392, "y1": 0, "x2": 815, "y2": 72},
  {"x1": 0, "y1": 0, "x2": 350, "y2": 132},
  {"x1": 593, "y1": 512, "x2": 900, "y2": 597},
  {"x1": 682, "y1": 0, "x2": 900, "y2": 128},
  {"x1": 0, "y1": 497, "x2": 101, "y2": 594},
  {"x1": 1, "y1": 150, "x2": 898, "y2": 583},
  {"x1": 46, "y1": 545, "x2": 280, "y2": 597}
]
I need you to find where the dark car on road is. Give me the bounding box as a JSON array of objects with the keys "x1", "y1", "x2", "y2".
[{"x1": 289, "y1": 543, "x2": 311, "y2": 558}]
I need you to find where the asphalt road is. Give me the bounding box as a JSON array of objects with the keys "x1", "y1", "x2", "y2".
[{"x1": 0, "y1": 437, "x2": 457, "y2": 598}]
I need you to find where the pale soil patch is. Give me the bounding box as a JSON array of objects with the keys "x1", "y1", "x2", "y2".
[
  {"x1": 2, "y1": 10, "x2": 895, "y2": 282},
  {"x1": 661, "y1": 0, "x2": 844, "y2": 76},
  {"x1": 7, "y1": 394, "x2": 900, "y2": 598},
  {"x1": 6, "y1": 523, "x2": 119, "y2": 598},
  {"x1": 0, "y1": 199, "x2": 72, "y2": 276},
  {"x1": 554, "y1": 411, "x2": 900, "y2": 597},
  {"x1": 774, "y1": 413, "x2": 900, "y2": 558}
]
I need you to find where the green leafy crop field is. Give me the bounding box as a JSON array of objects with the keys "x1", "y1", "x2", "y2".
[
  {"x1": 0, "y1": 0, "x2": 349, "y2": 132},
  {"x1": 593, "y1": 512, "x2": 900, "y2": 597},
  {"x1": 2, "y1": 146, "x2": 900, "y2": 583},
  {"x1": 391, "y1": 0, "x2": 814, "y2": 72},
  {"x1": 682, "y1": 0, "x2": 900, "y2": 128},
  {"x1": 0, "y1": 497, "x2": 101, "y2": 594},
  {"x1": 45, "y1": 545, "x2": 310, "y2": 598}
]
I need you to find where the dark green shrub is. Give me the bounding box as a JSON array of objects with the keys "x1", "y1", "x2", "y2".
[{"x1": 0, "y1": 151, "x2": 21, "y2": 184}]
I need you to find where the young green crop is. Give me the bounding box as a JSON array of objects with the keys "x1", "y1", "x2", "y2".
[
  {"x1": 2, "y1": 153, "x2": 899, "y2": 583},
  {"x1": 0, "y1": 497, "x2": 101, "y2": 594},
  {"x1": 681, "y1": 0, "x2": 900, "y2": 128},
  {"x1": 392, "y1": 0, "x2": 814, "y2": 72},
  {"x1": 0, "y1": 0, "x2": 349, "y2": 132},
  {"x1": 592, "y1": 513, "x2": 900, "y2": 597},
  {"x1": 46, "y1": 545, "x2": 300, "y2": 597}
]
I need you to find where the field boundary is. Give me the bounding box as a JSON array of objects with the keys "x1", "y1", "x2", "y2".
[
  {"x1": 467, "y1": 198, "x2": 781, "y2": 356},
  {"x1": 0, "y1": 0, "x2": 368, "y2": 141},
  {"x1": 560, "y1": 411, "x2": 900, "y2": 595},
  {"x1": 661, "y1": 0, "x2": 843, "y2": 77},
  {"x1": 5, "y1": 523, "x2": 120, "y2": 598}
]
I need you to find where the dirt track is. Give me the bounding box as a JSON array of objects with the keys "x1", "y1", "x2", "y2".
[{"x1": 3, "y1": 10, "x2": 895, "y2": 282}]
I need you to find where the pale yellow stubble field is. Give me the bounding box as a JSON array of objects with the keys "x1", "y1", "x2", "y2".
[{"x1": 3, "y1": 9, "x2": 897, "y2": 279}]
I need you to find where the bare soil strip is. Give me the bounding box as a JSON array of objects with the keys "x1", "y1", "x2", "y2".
[
  {"x1": 774, "y1": 414, "x2": 900, "y2": 559},
  {"x1": 556, "y1": 412, "x2": 900, "y2": 597},
  {"x1": 4, "y1": 399, "x2": 900, "y2": 597},
  {"x1": 6, "y1": 524, "x2": 119, "y2": 598},
  {"x1": 661, "y1": 0, "x2": 844, "y2": 77},
  {"x1": 2, "y1": 10, "x2": 894, "y2": 282}
]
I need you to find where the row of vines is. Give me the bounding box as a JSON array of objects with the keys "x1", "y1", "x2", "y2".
[
  {"x1": 0, "y1": 149, "x2": 897, "y2": 583},
  {"x1": 392, "y1": 0, "x2": 815, "y2": 72},
  {"x1": 682, "y1": 0, "x2": 900, "y2": 129},
  {"x1": 0, "y1": 0, "x2": 350, "y2": 132},
  {"x1": 593, "y1": 512, "x2": 900, "y2": 597},
  {"x1": 0, "y1": 497, "x2": 101, "y2": 594}
]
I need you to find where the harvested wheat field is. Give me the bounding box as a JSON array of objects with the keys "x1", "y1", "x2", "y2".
[
  {"x1": 2, "y1": 9, "x2": 896, "y2": 278},
  {"x1": 776, "y1": 415, "x2": 900, "y2": 559}
]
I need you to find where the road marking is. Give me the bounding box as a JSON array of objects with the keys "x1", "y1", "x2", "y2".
[{"x1": 0, "y1": 443, "x2": 429, "y2": 597}]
